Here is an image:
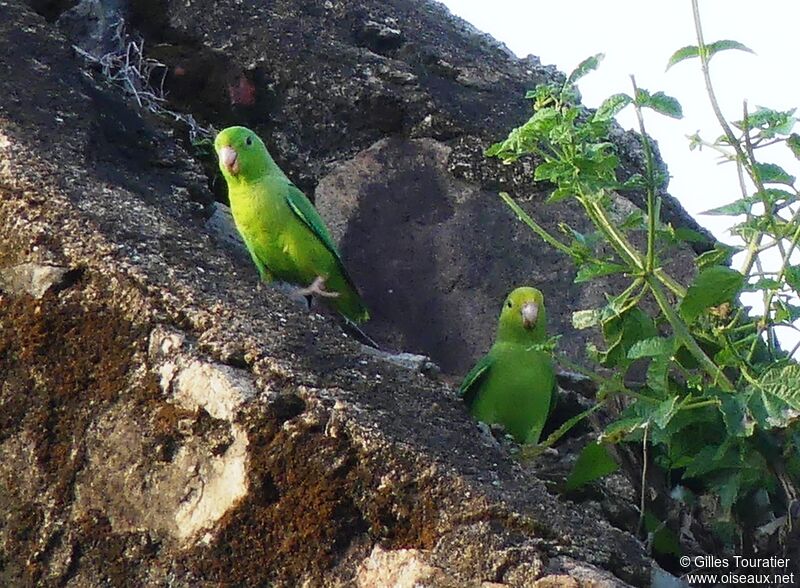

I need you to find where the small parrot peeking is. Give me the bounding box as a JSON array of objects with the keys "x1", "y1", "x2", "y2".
[
  {"x1": 214, "y1": 126, "x2": 369, "y2": 323},
  {"x1": 459, "y1": 287, "x2": 556, "y2": 444}
]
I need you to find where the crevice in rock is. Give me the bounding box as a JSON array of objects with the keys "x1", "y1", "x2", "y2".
[{"x1": 26, "y1": 0, "x2": 77, "y2": 22}]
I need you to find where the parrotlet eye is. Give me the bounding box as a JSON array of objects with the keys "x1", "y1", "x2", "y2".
[
  {"x1": 506, "y1": 300, "x2": 513, "y2": 308},
  {"x1": 246, "y1": 136, "x2": 253, "y2": 146}
]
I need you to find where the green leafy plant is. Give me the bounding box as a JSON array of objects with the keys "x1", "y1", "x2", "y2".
[{"x1": 488, "y1": 0, "x2": 800, "y2": 554}]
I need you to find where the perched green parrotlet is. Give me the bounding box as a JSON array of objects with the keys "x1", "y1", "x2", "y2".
[
  {"x1": 214, "y1": 126, "x2": 369, "y2": 323},
  {"x1": 459, "y1": 287, "x2": 556, "y2": 444}
]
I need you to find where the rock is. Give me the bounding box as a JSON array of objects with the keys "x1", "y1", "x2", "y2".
[
  {"x1": 0, "y1": 262, "x2": 73, "y2": 298},
  {"x1": 111, "y1": 0, "x2": 708, "y2": 375},
  {"x1": 360, "y1": 345, "x2": 440, "y2": 375},
  {"x1": 355, "y1": 545, "x2": 453, "y2": 588},
  {"x1": 0, "y1": 0, "x2": 677, "y2": 585},
  {"x1": 314, "y1": 136, "x2": 630, "y2": 375},
  {"x1": 57, "y1": 0, "x2": 126, "y2": 56},
  {"x1": 204, "y1": 201, "x2": 247, "y2": 257},
  {"x1": 354, "y1": 19, "x2": 405, "y2": 56},
  {"x1": 49, "y1": 0, "x2": 708, "y2": 377},
  {"x1": 546, "y1": 557, "x2": 639, "y2": 587}
]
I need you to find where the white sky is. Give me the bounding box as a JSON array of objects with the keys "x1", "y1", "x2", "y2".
[{"x1": 441, "y1": 0, "x2": 800, "y2": 354}]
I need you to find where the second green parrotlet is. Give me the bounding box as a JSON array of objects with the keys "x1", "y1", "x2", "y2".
[
  {"x1": 214, "y1": 126, "x2": 369, "y2": 323},
  {"x1": 459, "y1": 287, "x2": 556, "y2": 444}
]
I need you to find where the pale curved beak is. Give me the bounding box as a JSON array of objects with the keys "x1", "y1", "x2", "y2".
[
  {"x1": 521, "y1": 302, "x2": 539, "y2": 329},
  {"x1": 219, "y1": 145, "x2": 239, "y2": 174}
]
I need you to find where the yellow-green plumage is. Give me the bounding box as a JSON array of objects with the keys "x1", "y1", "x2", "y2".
[
  {"x1": 214, "y1": 126, "x2": 369, "y2": 322},
  {"x1": 459, "y1": 287, "x2": 556, "y2": 444}
]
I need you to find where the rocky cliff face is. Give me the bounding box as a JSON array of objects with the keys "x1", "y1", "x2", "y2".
[
  {"x1": 0, "y1": 0, "x2": 703, "y2": 585},
  {"x1": 54, "y1": 0, "x2": 708, "y2": 375}
]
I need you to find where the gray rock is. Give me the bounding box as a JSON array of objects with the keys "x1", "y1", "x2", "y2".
[
  {"x1": 0, "y1": 262, "x2": 72, "y2": 298},
  {"x1": 110, "y1": 0, "x2": 707, "y2": 375},
  {"x1": 57, "y1": 0, "x2": 126, "y2": 57},
  {"x1": 0, "y1": 0, "x2": 693, "y2": 586},
  {"x1": 360, "y1": 345, "x2": 440, "y2": 375}
]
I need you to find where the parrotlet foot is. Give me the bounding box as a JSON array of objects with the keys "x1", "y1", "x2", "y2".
[{"x1": 295, "y1": 276, "x2": 340, "y2": 299}]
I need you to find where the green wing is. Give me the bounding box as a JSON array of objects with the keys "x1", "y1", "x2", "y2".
[
  {"x1": 459, "y1": 354, "x2": 494, "y2": 408},
  {"x1": 284, "y1": 184, "x2": 360, "y2": 290},
  {"x1": 285, "y1": 184, "x2": 342, "y2": 261}
]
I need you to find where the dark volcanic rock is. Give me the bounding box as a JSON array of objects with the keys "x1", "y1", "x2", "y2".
[
  {"x1": 0, "y1": 0, "x2": 712, "y2": 585},
  {"x1": 116, "y1": 0, "x2": 707, "y2": 374}
]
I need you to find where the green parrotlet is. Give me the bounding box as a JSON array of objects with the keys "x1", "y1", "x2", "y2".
[
  {"x1": 214, "y1": 126, "x2": 369, "y2": 323},
  {"x1": 460, "y1": 287, "x2": 556, "y2": 444}
]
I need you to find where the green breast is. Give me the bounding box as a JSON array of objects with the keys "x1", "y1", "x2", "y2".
[
  {"x1": 470, "y1": 344, "x2": 555, "y2": 444},
  {"x1": 228, "y1": 178, "x2": 334, "y2": 285}
]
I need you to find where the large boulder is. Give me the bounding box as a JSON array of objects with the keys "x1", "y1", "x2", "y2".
[
  {"x1": 118, "y1": 0, "x2": 707, "y2": 373},
  {"x1": 0, "y1": 0, "x2": 709, "y2": 585}
]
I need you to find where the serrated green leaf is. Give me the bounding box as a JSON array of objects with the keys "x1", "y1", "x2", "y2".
[
  {"x1": 643, "y1": 512, "x2": 682, "y2": 557},
  {"x1": 701, "y1": 197, "x2": 752, "y2": 216},
  {"x1": 666, "y1": 45, "x2": 699, "y2": 70},
  {"x1": 684, "y1": 444, "x2": 740, "y2": 479},
  {"x1": 574, "y1": 260, "x2": 627, "y2": 283},
  {"x1": 547, "y1": 187, "x2": 574, "y2": 203},
  {"x1": 748, "y1": 390, "x2": 792, "y2": 430},
  {"x1": 567, "y1": 53, "x2": 604, "y2": 84},
  {"x1": 786, "y1": 266, "x2": 800, "y2": 292},
  {"x1": 695, "y1": 244, "x2": 739, "y2": 270},
  {"x1": 534, "y1": 160, "x2": 571, "y2": 183},
  {"x1": 485, "y1": 142, "x2": 503, "y2": 157},
  {"x1": 565, "y1": 441, "x2": 619, "y2": 491},
  {"x1": 619, "y1": 209, "x2": 645, "y2": 231},
  {"x1": 775, "y1": 300, "x2": 800, "y2": 323},
  {"x1": 620, "y1": 174, "x2": 646, "y2": 192},
  {"x1": 648, "y1": 355, "x2": 671, "y2": 397},
  {"x1": 718, "y1": 394, "x2": 755, "y2": 437},
  {"x1": 667, "y1": 40, "x2": 753, "y2": 71},
  {"x1": 680, "y1": 265, "x2": 745, "y2": 322},
  {"x1": 787, "y1": 134, "x2": 800, "y2": 159},
  {"x1": 755, "y1": 162, "x2": 796, "y2": 185},
  {"x1": 757, "y1": 188, "x2": 796, "y2": 208},
  {"x1": 526, "y1": 83, "x2": 560, "y2": 105},
  {"x1": 744, "y1": 278, "x2": 782, "y2": 292},
  {"x1": 748, "y1": 364, "x2": 800, "y2": 429},
  {"x1": 652, "y1": 396, "x2": 679, "y2": 429},
  {"x1": 599, "y1": 416, "x2": 647, "y2": 444},
  {"x1": 572, "y1": 309, "x2": 601, "y2": 330},
  {"x1": 599, "y1": 307, "x2": 658, "y2": 368},
  {"x1": 627, "y1": 337, "x2": 674, "y2": 359},
  {"x1": 641, "y1": 91, "x2": 684, "y2": 119},
  {"x1": 706, "y1": 39, "x2": 755, "y2": 59},
  {"x1": 714, "y1": 472, "x2": 742, "y2": 515},
  {"x1": 673, "y1": 227, "x2": 708, "y2": 244},
  {"x1": 735, "y1": 106, "x2": 796, "y2": 138},
  {"x1": 593, "y1": 93, "x2": 632, "y2": 122}
]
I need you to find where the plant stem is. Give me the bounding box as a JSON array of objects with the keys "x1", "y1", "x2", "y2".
[
  {"x1": 680, "y1": 399, "x2": 721, "y2": 411},
  {"x1": 555, "y1": 353, "x2": 633, "y2": 397},
  {"x1": 690, "y1": 0, "x2": 753, "y2": 177},
  {"x1": 758, "y1": 210, "x2": 800, "y2": 341},
  {"x1": 580, "y1": 194, "x2": 644, "y2": 270},
  {"x1": 638, "y1": 423, "x2": 649, "y2": 535},
  {"x1": 580, "y1": 193, "x2": 687, "y2": 297},
  {"x1": 499, "y1": 192, "x2": 574, "y2": 256},
  {"x1": 690, "y1": 0, "x2": 770, "y2": 282},
  {"x1": 647, "y1": 276, "x2": 735, "y2": 391},
  {"x1": 536, "y1": 401, "x2": 607, "y2": 451},
  {"x1": 630, "y1": 76, "x2": 660, "y2": 275}
]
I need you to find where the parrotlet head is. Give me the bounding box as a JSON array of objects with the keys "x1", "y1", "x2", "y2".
[
  {"x1": 496, "y1": 286, "x2": 547, "y2": 343},
  {"x1": 214, "y1": 126, "x2": 270, "y2": 183}
]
